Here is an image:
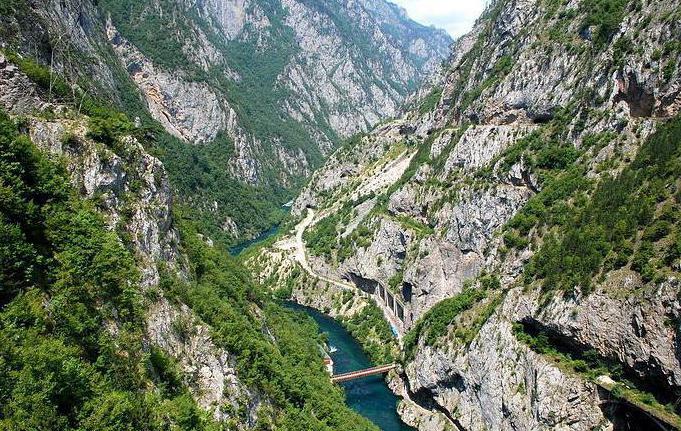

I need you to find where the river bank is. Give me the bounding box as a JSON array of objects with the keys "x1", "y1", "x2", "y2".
[{"x1": 245, "y1": 214, "x2": 428, "y2": 429}]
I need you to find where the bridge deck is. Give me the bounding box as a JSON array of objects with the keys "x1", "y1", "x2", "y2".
[{"x1": 331, "y1": 364, "x2": 396, "y2": 383}]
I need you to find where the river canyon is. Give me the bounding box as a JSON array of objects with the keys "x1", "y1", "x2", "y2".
[{"x1": 1, "y1": 0, "x2": 681, "y2": 430}]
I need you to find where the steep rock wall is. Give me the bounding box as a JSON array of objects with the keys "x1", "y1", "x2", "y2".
[{"x1": 282, "y1": 0, "x2": 681, "y2": 428}]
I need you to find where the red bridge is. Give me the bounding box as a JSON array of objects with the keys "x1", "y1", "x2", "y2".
[{"x1": 331, "y1": 364, "x2": 396, "y2": 383}]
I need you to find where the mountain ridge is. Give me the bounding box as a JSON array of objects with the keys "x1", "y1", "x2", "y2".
[
  {"x1": 255, "y1": 0, "x2": 681, "y2": 428},
  {"x1": 1, "y1": 0, "x2": 452, "y2": 244}
]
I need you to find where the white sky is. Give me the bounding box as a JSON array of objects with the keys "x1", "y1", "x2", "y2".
[{"x1": 391, "y1": 0, "x2": 489, "y2": 38}]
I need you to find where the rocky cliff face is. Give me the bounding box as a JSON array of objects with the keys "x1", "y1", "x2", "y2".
[
  {"x1": 0, "y1": 51, "x2": 180, "y2": 287},
  {"x1": 102, "y1": 0, "x2": 450, "y2": 164},
  {"x1": 276, "y1": 0, "x2": 449, "y2": 140},
  {"x1": 285, "y1": 0, "x2": 681, "y2": 429},
  {"x1": 1, "y1": 0, "x2": 451, "y2": 243},
  {"x1": 110, "y1": 0, "x2": 450, "y2": 235}
]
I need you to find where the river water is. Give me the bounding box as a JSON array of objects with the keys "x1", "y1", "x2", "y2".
[
  {"x1": 284, "y1": 302, "x2": 414, "y2": 431},
  {"x1": 229, "y1": 224, "x2": 280, "y2": 256}
]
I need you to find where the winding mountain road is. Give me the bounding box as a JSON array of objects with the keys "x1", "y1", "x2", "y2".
[
  {"x1": 276, "y1": 208, "x2": 405, "y2": 338},
  {"x1": 273, "y1": 149, "x2": 420, "y2": 338},
  {"x1": 276, "y1": 208, "x2": 357, "y2": 291}
]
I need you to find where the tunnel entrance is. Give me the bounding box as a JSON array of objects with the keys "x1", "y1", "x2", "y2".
[
  {"x1": 347, "y1": 273, "x2": 379, "y2": 295},
  {"x1": 614, "y1": 72, "x2": 655, "y2": 118},
  {"x1": 402, "y1": 282, "x2": 413, "y2": 302}
]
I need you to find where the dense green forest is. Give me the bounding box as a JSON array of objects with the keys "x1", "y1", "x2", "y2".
[
  {"x1": 164, "y1": 211, "x2": 379, "y2": 430},
  {"x1": 0, "y1": 109, "x2": 217, "y2": 430},
  {"x1": 0, "y1": 107, "x2": 379, "y2": 429},
  {"x1": 141, "y1": 126, "x2": 293, "y2": 248}
]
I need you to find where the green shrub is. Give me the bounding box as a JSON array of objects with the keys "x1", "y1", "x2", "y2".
[
  {"x1": 404, "y1": 289, "x2": 486, "y2": 359},
  {"x1": 504, "y1": 231, "x2": 530, "y2": 249},
  {"x1": 533, "y1": 143, "x2": 580, "y2": 170},
  {"x1": 582, "y1": 132, "x2": 616, "y2": 151},
  {"x1": 388, "y1": 271, "x2": 404, "y2": 292},
  {"x1": 87, "y1": 111, "x2": 134, "y2": 147},
  {"x1": 273, "y1": 283, "x2": 293, "y2": 300},
  {"x1": 666, "y1": 231, "x2": 681, "y2": 265},
  {"x1": 500, "y1": 136, "x2": 531, "y2": 171},
  {"x1": 642, "y1": 220, "x2": 671, "y2": 242},
  {"x1": 147, "y1": 348, "x2": 183, "y2": 397},
  {"x1": 480, "y1": 274, "x2": 502, "y2": 290},
  {"x1": 639, "y1": 392, "x2": 656, "y2": 405},
  {"x1": 419, "y1": 87, "x2": 443, "y2": 115},
  {"x1": 610, "y1": 384, "x2": 625, "y2": 399},
  {"x1": 580, "y1": 0, "x2": 628, "y2": 46},
  {"x1": 395, "y1": 214, "x2": 434, "y2": 238},
  {"x1": 664, "y1": 58, "x2": 677, "y2": 81},
  {"x1": 304, "y1": 212, "x2": 342, "y2": 258},
  {"x1": 607, "y1": 240, "x2": 634, "y2": 270},
  {"x1": 4, "y1": 51, "x2": 71, "y2": 100}
]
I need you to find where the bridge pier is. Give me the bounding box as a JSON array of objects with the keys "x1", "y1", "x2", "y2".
[
  {"x1": 343, "y1": 273, "x2": 408, "y2": 336},
  {"x1": 396, "y1": 302, "x2": 404, "y2": 321},
  {"x1": 373, "y1": 285, "x2": 406, "y2": 337}
]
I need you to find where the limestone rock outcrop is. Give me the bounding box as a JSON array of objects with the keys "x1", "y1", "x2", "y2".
[{"x1": 285, "y1": 0, "x2": 681, "y2": 428}]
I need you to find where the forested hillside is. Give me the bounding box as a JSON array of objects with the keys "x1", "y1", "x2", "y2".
[{"x1": 0, "y1": 39, "x2": 383, "y2": 430}]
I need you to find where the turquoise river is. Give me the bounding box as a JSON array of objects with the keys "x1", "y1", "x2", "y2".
[{"x1": 284, "y1": 302, "x2": 414, "y2": 431}]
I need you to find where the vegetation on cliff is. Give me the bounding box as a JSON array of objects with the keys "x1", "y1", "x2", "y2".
[
  {"x1": 0, "y1": 110, "x2": 219, "y2": 430},
  {"x1": 509, "y1": 114, "x2": 681, "y2": 294},
  {"x1": 0, "y1": 104, "x2": 381, "y2": 428},
  {"x1": 94, "y1": 0, "x2": 449, "y2": 248},
  {"x1": 164, "y1": 209, "x2": 381, "y2": 430},
  {"x1": 513, "y1": 321, "x2": 681, "y2": 427}
]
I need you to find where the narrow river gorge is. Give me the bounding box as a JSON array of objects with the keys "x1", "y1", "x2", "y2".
[{"x1": 284, "y1": 302, "x2": 414, "y2": 431}]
